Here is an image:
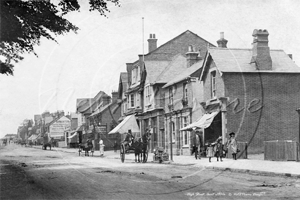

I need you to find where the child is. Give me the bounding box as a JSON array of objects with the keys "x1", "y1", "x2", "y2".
[
  {"x1": 206, "y1": 143, "x2": 214, "y2": 162},
  {"x1": 215, "y1": 138, "x2": 224, "y2": 162}
]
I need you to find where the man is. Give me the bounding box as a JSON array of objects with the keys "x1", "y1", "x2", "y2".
[{"x1": 123, "y1": 129, "x2": 133, "y2": 148}]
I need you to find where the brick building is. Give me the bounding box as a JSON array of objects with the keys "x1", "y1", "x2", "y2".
[
  {"x1": 88, "y1": 91, "x2": 121, "y2": 150},
  {"x1": 119, "y1": 30, "x2": 214, "y2": 152},
  {"x1": 198, "y1": 29, "x2": 300, "y2": 153},
  {"x1": 162, "y1": 46, "x2": 205, "y2": 156}
]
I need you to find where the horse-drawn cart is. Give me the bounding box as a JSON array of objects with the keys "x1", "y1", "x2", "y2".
[
  {"x1": 78, "y1": 140, "x2": 94, "y2": 156},
  {"x1": 120, "y1": 135, "x2": 150, "y2": 163}
]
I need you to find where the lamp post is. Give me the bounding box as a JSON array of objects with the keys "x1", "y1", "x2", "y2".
[{"x1": 296, "y1": 108, "x2": 300, "y2": 144}]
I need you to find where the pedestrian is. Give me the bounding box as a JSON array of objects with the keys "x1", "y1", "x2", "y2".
[
  {"x1": 227, "y1": 132, "x2": 238, "y2": 160},
  {"x1": 99, "y1": 139, "x2": 105, "y2": 157},
  {"x1": 113, "y1": 141, "x2": 118, "y2": 152},
  {"x1": 206, "y1": 143, "x2": 214, "y2": 162},
  {"x1": 195, "y1": 131, "x2": 203, "y2": 159},
  {"x1": 215, "y1": 137, "x2": 224, "y2": 162}
]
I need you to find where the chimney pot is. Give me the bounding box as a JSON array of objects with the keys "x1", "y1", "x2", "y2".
[
  {"x1": 147, "y1": 33, "x2": 157, "y2": 53},
  {"x1": 220, "y1": 32, "x2": 224, "y2": 39}
]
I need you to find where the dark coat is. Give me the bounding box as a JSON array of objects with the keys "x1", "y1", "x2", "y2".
[{"x1": 215, "y1": 143, "x2": 224, "y2": 157}]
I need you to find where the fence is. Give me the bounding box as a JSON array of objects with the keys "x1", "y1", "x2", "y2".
[{"x1": 264, "y1": 140, "x2": 300, "y2": 162}]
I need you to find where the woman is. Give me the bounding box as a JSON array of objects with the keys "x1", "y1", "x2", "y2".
[
  {"x1": 227, "y1": 132, "x2": 238, "y2": 160},
  {"x1": 99, "y1": 139, "x2": 104, "y2": 157}
]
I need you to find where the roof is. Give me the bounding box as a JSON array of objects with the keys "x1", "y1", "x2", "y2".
[
  {"x1": 89, "y1": 101, "x2": 120, "y2": 118},
  {"x1": 163, "y1": 60, "x2": 203, "y2": 88},
  {"x1": 154, "y1": 54, "x2": 187, "y2": 84},
  {"x1": 144, "y1": 60, "x2": 170, "y2": 84},
  {"x1": 120, "y1": 72, "x2": 128, "y2": 83},
  {"x1": 145, "y1": 30, "x2": 215, "y2": 56},
  {"x1": 201, "y1": 48, "x2": 300, "y2": 80},
  {"x1": 76, "y1": 91, "x2": 110, "y2": 114}
]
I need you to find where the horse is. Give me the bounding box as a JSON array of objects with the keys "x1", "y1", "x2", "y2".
[
  {"x1": 79, "y1": 140, "x2": 93, "y2": 156},
  {"x1": 133, "y1": 138, "x2": 142, "y2": 163},
  {"x1": 141, "y1": 130, "x2": 151, "y2": 163}
]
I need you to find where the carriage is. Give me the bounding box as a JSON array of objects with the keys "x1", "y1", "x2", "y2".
[
  {"x1": 78, "y1": 140, "x2": 94, "y2": 156},
  {"x1": 119, "y1": 132, "x2": 151, "y2": 163},
  {"x1": 108, "y1": 115, "x2": 152, "y2": 163}
]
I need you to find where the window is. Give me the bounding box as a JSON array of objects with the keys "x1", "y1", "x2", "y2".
[
  {"x1": 131, "y1": 66, "x2": 140, "y2": 84},
  {"x1": 183, "y1": 117, "x2": 188, "y2": 145},
  {"x1": 130, "y1": 94, "x2": 134, "y2": 108},
  {"x1": 145, "y1": 85, "x2": 152, "y2": 106},
  {"x1": 183, "y1": 83, "x2": 188, "y2": 101},
  {"x1": 211, "y1": 71, "x2": 216, "y2": 98},
  {"x1": 171, "y1": 122, "x2": 175, "y2": 143},
  {"x1": 135, "y1": 93, "x2": 140, "y2": 108},
  {"x1": 169, "y1": 87, "x2": 173, "y2": 105}
]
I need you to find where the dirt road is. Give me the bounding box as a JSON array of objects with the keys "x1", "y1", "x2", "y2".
[{"x1": 1, "y1": 144, "x2": 299, "y2": 200}]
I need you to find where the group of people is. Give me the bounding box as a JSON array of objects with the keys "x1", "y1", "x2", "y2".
[{"x1": 206, "y1": 132, "x2": 238, "y2": 162}]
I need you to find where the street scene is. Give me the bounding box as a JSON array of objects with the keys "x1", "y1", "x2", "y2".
[
  {"x1": 1, "y1": 0, "x2": 300, "y2": 200},
  {"x1": 1, "y1": 143, "x2": 300, "y2": 200}
]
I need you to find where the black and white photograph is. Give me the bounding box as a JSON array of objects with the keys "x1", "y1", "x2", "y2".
[{"x1": 1, "y1": 0, "x2": 300, "y2": 199}]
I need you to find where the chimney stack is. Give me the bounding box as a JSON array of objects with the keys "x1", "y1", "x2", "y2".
[
  {"x1": 147, "y1": 34, "x2": 157, "y2": 53},
  {"x1": 102, "y1": 96, "x2": 111, "y2": 106},
  {"x1": 111, "y1": 91, "x2": 118, "y2": 103},
  {"x1": 217, "y1": 32, "x2": 228, "y2": 48},
  {"x1": 250, "y1": 29, "x2": 272, "y2": 70},
  {"x1": 186, "y1": 45, "x2": 200, "y2": 67}
]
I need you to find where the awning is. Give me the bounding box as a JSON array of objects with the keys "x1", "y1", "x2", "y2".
[
  {"x1": 180, "y1": 111, "x2": 219, "y2": 131},
  {"x1": 67, "y1": 132, "x2": 78, "y2": 139},
  {"x1": 108, "y1": 115, "x2": 140, "y2": 134}
]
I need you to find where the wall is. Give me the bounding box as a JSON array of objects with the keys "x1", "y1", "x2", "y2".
[{"x1": 223, "y1": 73, "x2": 300, "y2": 153}]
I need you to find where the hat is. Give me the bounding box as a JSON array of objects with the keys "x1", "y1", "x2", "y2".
[{"x1": 229, "y1": 132, "x2": 235, "y2": 136}]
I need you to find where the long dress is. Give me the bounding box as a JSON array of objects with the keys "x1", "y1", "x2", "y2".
[
  {"x1": 206, "y1": 146, "x2": 214, "y2": 157},
  {"x1": 228, "y1": 137, "x2": 237, "y2": 154}
]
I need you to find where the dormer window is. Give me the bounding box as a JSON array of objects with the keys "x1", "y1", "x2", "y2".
[{"x1": 131, "y1": 66, "x2": 140, "y2": 84}]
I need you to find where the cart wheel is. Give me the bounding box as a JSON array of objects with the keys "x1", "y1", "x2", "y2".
[{"x1": 120, "y1": 144, "x2": 125, "y2": 163}]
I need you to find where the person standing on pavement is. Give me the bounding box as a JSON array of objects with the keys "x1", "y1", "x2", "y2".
[
  {"x1": 99, "y1": 139, "x2": 104, "y2": 157},
  {"x1": 113, "y1": 141, "x2": 118, "y2": 152},
  {"x1": 227, "y1": 132, "x2": 238, "y2": 160},
  {"x1": 215, "y1": 137, "x2": 224, "y2": 162},
  {"x1": 206, "y1": 143, "x2": 214, "y2": 162}
]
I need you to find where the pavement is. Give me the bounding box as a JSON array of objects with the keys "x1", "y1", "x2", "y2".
[{"x1": 31, "y1": 145, "x2": 300, "y2": 178}]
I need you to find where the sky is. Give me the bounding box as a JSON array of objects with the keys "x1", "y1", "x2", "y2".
[{"x1": 1, "y1": 0, "x2": 300, "y2": 138}]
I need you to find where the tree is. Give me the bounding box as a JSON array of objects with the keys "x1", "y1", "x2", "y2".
[{"x1": 0, "y1": 0, "x2": 120, "y2": 75}]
